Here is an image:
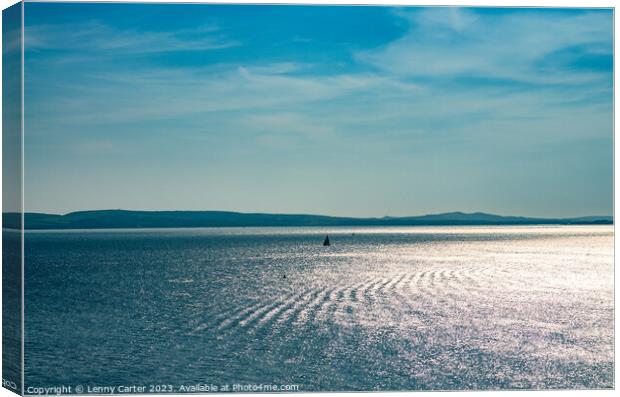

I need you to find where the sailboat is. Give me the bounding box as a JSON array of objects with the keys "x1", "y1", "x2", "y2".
[{"x1": 323, "y1": 235, "x2": 330, "y2": 246}]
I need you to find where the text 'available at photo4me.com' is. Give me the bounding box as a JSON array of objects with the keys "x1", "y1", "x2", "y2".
[{"x1": 21, "y1": 383, "x2": 301, "y2": 395}]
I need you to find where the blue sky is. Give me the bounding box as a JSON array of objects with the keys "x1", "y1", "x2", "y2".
[{"x1": 23, "y1": 3, "x2": 613, "y2": 217}]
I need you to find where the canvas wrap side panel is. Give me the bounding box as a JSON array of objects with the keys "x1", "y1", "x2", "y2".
[{"x1": 2, "y1": 1, "x2": 23, "y2": 394}]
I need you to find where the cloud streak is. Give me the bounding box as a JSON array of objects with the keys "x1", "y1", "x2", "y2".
[
  {"x1": 26, "y1": 21, "x2": 238, "y2": 56},
  {"x1": 357, "y1": 8, "x2": 612, "y2": 85}
]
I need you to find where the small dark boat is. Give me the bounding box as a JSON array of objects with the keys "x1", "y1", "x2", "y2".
[{"x1": 323, "y1": 235, "x2": 331, "y2": 246}]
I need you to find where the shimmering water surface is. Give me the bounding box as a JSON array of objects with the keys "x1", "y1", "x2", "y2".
[{"x1": 24, "y1": 226, "x2": 613, "y2": 391}]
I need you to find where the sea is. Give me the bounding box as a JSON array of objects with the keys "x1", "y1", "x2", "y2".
[{"x1": 22, "y1": 225, "x2": 613, "y2": 391}]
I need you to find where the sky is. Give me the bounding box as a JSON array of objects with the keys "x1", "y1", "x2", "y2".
[
  {"x1": 22, "y1": 3, "x2": 613, "y2": 218},
  {"x1": 3, "y1": 2, "x2": 22, "y2": 215}
]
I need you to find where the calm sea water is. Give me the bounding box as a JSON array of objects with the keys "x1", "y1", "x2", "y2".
[{"x1": 23, "y1": 226, "x2": 613, "y2": 391}]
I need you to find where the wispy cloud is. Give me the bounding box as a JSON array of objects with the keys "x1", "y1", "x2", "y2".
[
  {"x1": 357, "y1": 8, "x2": 612, "y2": 85},
  {"x1": 26, "y1": 21, "x2": 238, "y2": 56},
  {"x1": 26, "y1": 61, "x2": 422, "y2": 129}
]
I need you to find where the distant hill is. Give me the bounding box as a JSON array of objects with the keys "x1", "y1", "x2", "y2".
[{"x1": 1, "y1": 210, "x2": 613, "y2": 230}]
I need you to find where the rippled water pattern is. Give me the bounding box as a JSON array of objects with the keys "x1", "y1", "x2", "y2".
[{"x1": 24, "y1": 226, "x2": 613, "y2": 391}]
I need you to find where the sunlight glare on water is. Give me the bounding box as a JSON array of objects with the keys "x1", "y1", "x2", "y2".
[{"x1": 24, "y1": 225, "x2": 613, "y2": 391}]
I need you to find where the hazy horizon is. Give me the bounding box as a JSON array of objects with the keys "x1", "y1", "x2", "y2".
[
  {"x1": 22, "y1": 4, "x2": 613, "y2": 218},
  {"x1": 12, "y1": 207, "x2": 613, "y2": 219}
]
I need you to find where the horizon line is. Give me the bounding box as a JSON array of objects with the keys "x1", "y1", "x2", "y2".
[{"x1": 7, "y1": 209, "x2": 614, "y2": 220}]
